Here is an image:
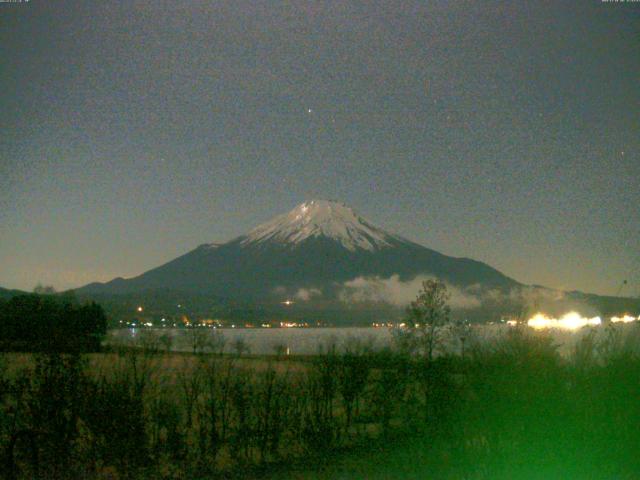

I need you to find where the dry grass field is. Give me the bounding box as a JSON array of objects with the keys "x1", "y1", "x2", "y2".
[{"x1": 2, "y1": 324, "x2": 640, "y2": 479}]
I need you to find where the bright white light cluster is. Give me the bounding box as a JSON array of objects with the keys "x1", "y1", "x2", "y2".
[
  {"x1": 527, "y1": 312, "x2": 602, "y2": 330},
  {"x1": 526, "y1": 312, "x2": 639, "y2": 330},
  {"x1": 611, "y1": 315, "x2": 638, "y2": 324}
]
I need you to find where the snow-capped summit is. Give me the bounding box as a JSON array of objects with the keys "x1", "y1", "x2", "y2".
[
  {"x1": 77, "y1": 199, "x2": 521, "y2": 310},
  {"x1": 241, "y1": 200, "x2": 397, "y2": 251}
]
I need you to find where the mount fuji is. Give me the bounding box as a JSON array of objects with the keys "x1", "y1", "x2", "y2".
[
  {"x1": 74, "y1": 200, "x2": 640, "y2": 322},
  {"x1": 77, "y1": 200, "x2": 519, "y2": 304}
]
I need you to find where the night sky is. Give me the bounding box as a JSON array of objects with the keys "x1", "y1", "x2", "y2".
[{"x1": 1, "y1": 1, "x2": 639, "y2": 296}]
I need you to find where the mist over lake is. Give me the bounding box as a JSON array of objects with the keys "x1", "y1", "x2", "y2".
[{"x1": 107, "y1": 323, "x2": 640, "y2": 357}]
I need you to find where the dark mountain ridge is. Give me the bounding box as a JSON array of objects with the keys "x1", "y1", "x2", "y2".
[
  {"x1": 73, "y1": 200, "x2": 638, "y2": 322},
  {"x1": 76, "y1": 200, "x2": 519, "y2": 300}
]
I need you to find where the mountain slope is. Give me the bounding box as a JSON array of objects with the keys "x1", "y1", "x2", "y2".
[{"x1": 77, "y1": 200, "x2": 519, "y2": 301}]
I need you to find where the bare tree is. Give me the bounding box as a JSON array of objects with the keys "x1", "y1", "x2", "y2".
[
  {"x1": 272, "y1": 343, "x2": 288, "y2": 359},
  {"x1": 208, "y1": 329, "x2": 227, "y2": 355},
  {"x1": 159, "y1": 333, "x2": 173, "y2": 353},
  {"x1": 137, "y1": 329, "x2": 161, "y2": 354},
  {"x1": 232, "y1": 337, "x2": 250, "y2": 357},
  {"x1": 177, "y1": 358, "x2": 202, "y2": 430},
  {"x1": 33, "y1": 284, "x2": 56, "y2": 295},
  {"x1": 404, "y1": 278, "x2": 452, "y2": 361},
  {"x1": 449, "y1": 318, "x2": 472, "y2": 359},
  {"x1": 185, "y1": 327, "x2": 209, "y2": 355}
]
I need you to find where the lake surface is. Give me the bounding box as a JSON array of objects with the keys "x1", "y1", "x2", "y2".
[
  {"x1": 109, "y1": 327, "x2": 392, "y2": 355},
  {"x1": 107, "y1": 323, "x2": 640, "y2": 356}
]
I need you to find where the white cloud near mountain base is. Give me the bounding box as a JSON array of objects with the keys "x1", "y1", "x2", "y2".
[{"x1": 338, "y1": 274, "x2": 481, "y2": 309}]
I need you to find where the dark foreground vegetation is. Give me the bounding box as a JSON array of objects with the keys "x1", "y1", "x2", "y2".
[
  {"x1": 0, "y1": 294, "x2": 106, "y2": 353},
  {"x1": 1, "y1": 323, "x2": 639, "y2": 479}
]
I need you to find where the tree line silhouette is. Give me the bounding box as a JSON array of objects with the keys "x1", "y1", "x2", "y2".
[{"x1": 0, "y1": 294, "x2": 107, "y2": 352}]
